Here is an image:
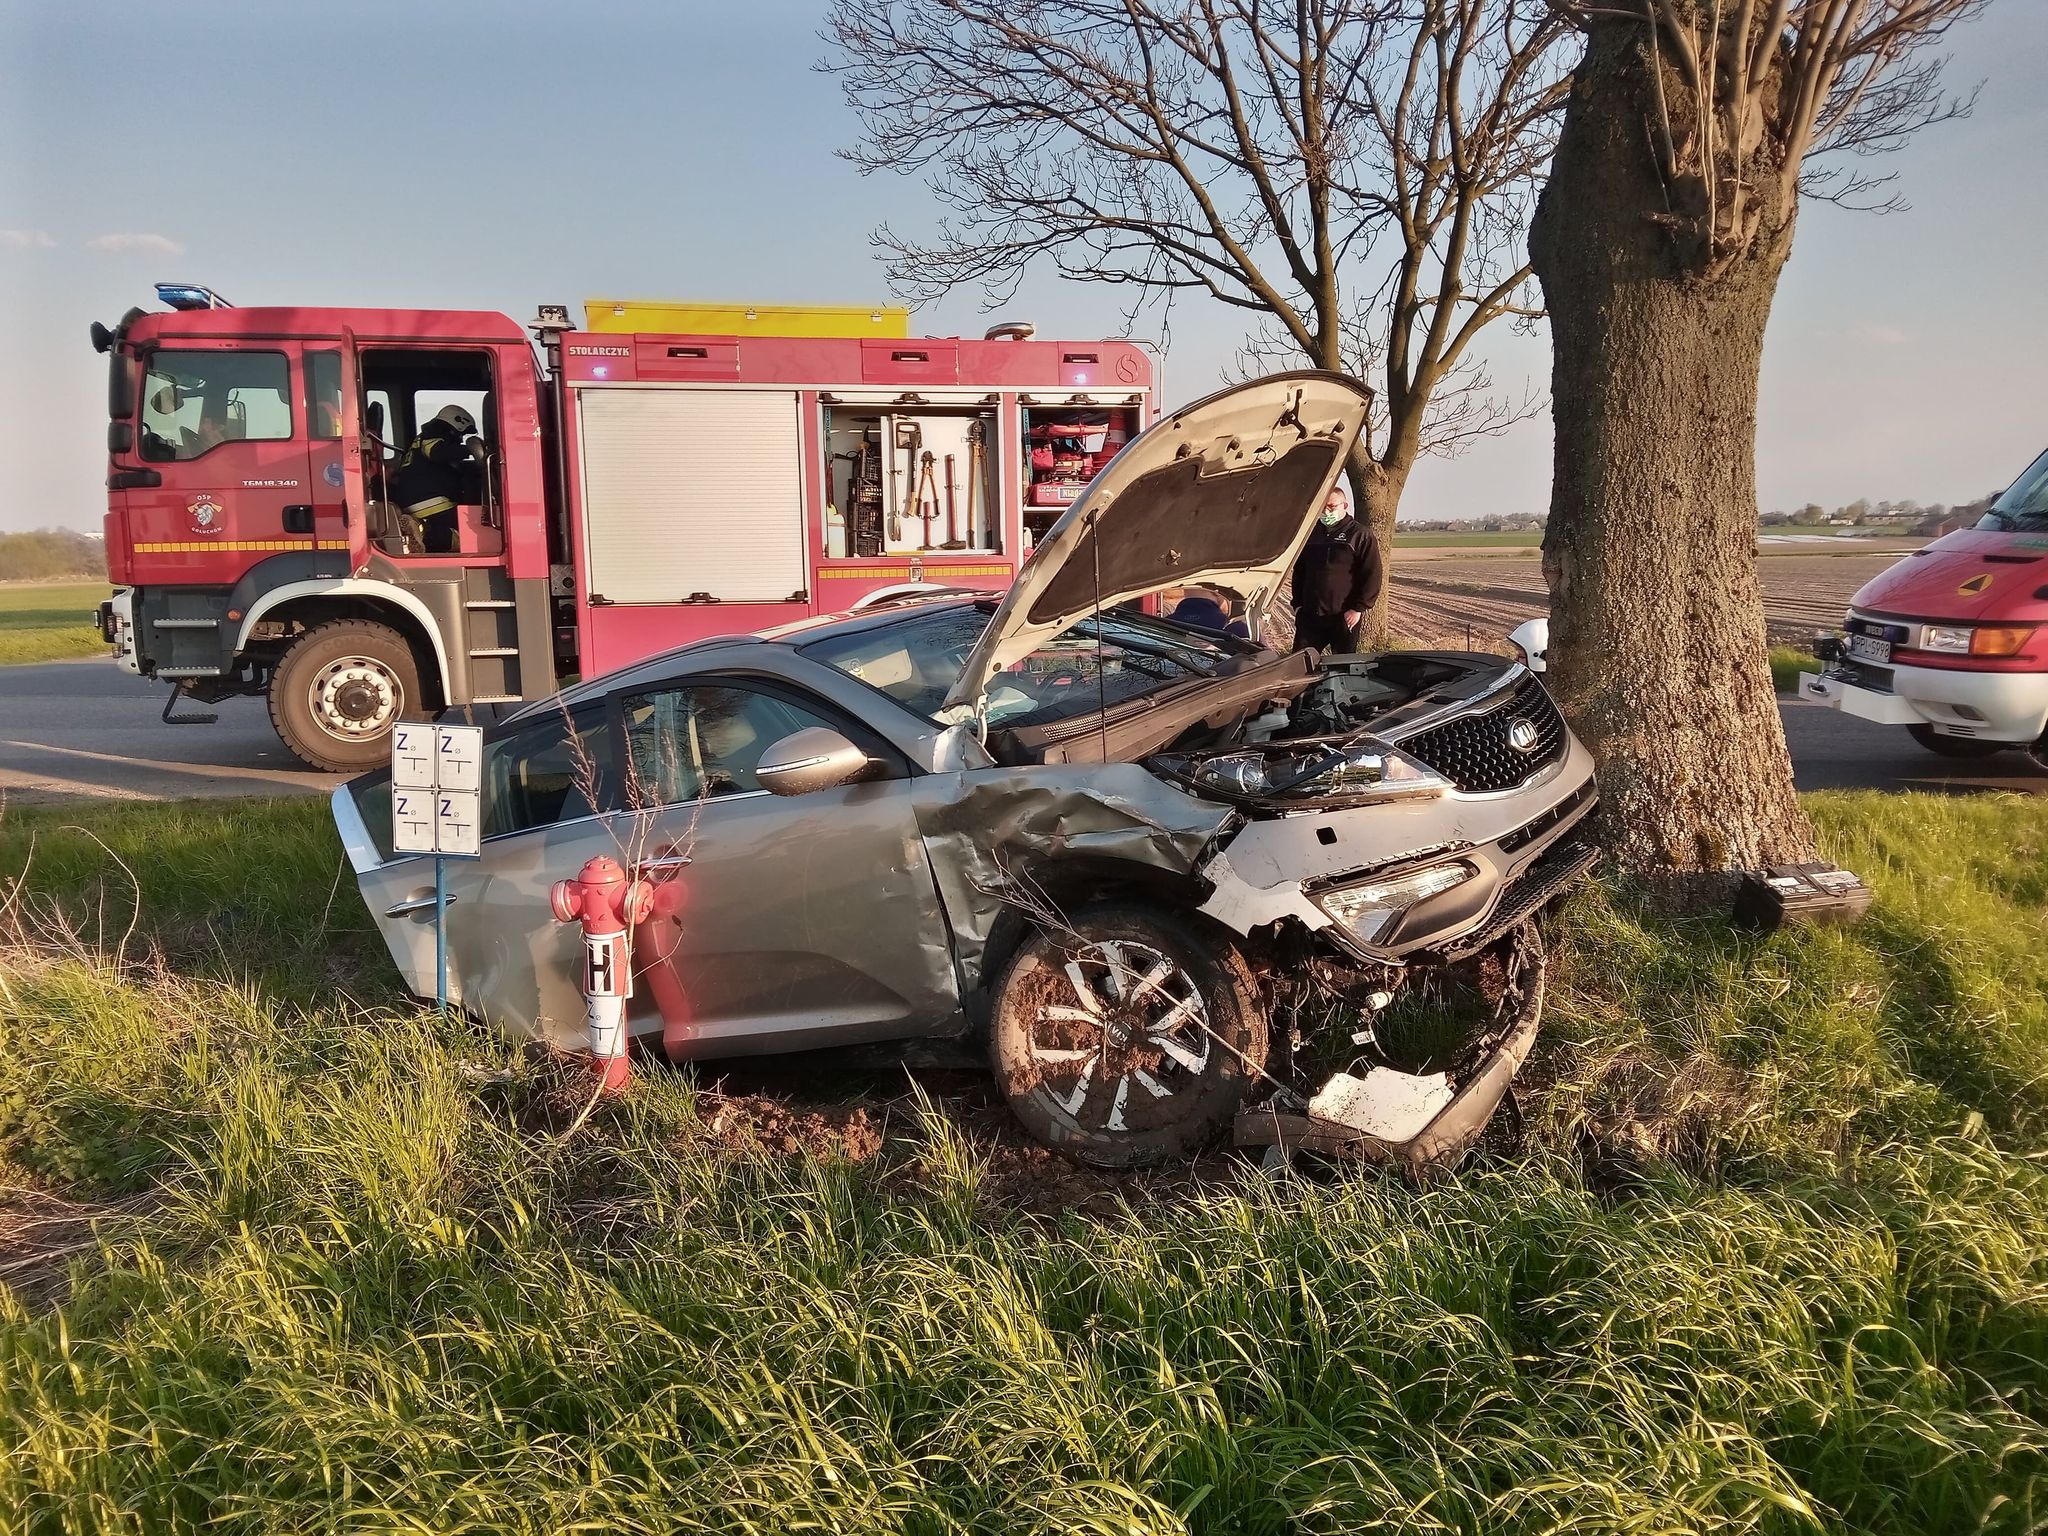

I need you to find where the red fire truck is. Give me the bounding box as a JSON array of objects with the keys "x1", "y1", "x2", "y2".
[{"x1": 91, "y1": 287, "x2": 1154, "y2": 770}]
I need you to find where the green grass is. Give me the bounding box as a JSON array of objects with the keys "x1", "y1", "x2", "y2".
[
  {"x1": 2, "y1": 792, "x2": 2045, "y2": 1533},
  {"x1": 1771, "y1": 647, "x2": 1821, "y2": 694},
  {"x1": 0, "y1": 582, "x2": 109, "y2": 666},
  {"x1": 1393, "y1": 529, "x2": 1543, "y2": 548}
]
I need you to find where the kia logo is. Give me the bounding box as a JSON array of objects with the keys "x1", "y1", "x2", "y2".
[{"x1": 1506, "y1": 718, "x2": 1540, "y2": 752}]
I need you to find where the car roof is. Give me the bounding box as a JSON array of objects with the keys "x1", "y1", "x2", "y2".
[{"x1": 514, "y1": 596, "x2": 987, "y2": 720}]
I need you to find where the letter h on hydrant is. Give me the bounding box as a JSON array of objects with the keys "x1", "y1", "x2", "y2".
[{"x1": 549, "y1": 855, "x2": 653, "y2": 1092}]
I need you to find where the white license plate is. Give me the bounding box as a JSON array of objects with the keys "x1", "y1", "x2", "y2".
[{"x1": 1846, "y1": 633, "x2": 1891, "y2": 664}]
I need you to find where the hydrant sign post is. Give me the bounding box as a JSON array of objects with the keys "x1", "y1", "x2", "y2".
[
  {"x1": 549, "y1": 857, "x2": 654, "y2": 1093},
  {"x1": 390, "y1": 722, "x2": 484, "y2": 1015}
]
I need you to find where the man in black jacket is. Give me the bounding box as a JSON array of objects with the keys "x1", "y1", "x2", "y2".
[
  {"x1": 389, "y1": 404, "x2": 482, "y2": 553},
  {"x1": 1289, "y1": 478, "x2": 1383, "y2": 654}
]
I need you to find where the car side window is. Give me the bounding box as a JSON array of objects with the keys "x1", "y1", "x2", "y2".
[
  {"x1": 138, "y1": 349, "x2": 293, "y2": 461},
  {"x1": 480, "y1": 709, "x2": 614, "y2": 838},
  {"x1": 619, "y1": 684, "x2": 839, "y2": 808}
]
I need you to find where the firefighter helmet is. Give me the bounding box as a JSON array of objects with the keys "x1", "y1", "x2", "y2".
[{"x1": 433, "y1": 404, "x2": 479, "y2": 436}]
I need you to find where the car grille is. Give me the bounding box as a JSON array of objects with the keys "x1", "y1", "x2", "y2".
[
  {"x1": 1498, "y1": 779, "x2": 1596, "y2": 855},
  {"x1": 1438, "y1": 837, "x2": 1599, "y2": 961},
  {"x1": 1396, "y1": 675, "x2": 1568, "y2": 793}
]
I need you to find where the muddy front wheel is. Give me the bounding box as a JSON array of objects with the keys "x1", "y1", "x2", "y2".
[
  {"x1": 989, "y1": 904, "x2": 1268, "y2": 1169},
  {"x1": 268, "y1": 619, "x2": 422, "y2": 773}
]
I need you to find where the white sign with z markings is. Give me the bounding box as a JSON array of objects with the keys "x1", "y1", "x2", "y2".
[
  {"x1": 435, "y1": 723, "x2": 482, "y2": 791},
  {"x1": 391, "y1": 722, "x2": 485, "y2": 858},
  {"x1": 391, "y1": 721, "x2": 435, "y2": 788}
]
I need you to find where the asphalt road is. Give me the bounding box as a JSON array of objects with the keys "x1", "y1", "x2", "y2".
[
  {"x1": 0, "y1": 657, "x2": 2040, "y2": 804},
  {"x1": 1776, "y1": 696, "x2": 2043, "y2": 796},
  {"x1": 0, "y1": 657, "x2": 347, "y2": 804}
]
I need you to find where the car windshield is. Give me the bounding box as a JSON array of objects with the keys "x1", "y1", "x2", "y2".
[
  {"x1": 1981, "y1": 446, "x2": 2048, "y2": 531},
  {"x1": 801, "y1": 602, "x2": 1238, "y2": 728}
]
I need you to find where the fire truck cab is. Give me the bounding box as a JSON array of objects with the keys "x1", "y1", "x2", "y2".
[{"x1": 92, "y1": 288, "x2": 1152, "y2": 771}]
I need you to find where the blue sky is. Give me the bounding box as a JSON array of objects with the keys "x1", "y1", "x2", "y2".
[{"x1": 1, "y1": 0, "x2": 2041, "y2": 536}]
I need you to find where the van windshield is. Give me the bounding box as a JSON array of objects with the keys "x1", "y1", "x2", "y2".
[{"x1": 1981, "y1": 447, "x2": 2048, "y2": 531}]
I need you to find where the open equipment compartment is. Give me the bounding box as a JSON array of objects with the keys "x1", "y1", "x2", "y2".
[
  {"x1": 1020, "y1": 402, "x2": 1140, "y2": 545},
  {"x1": 823, "y1": 402, "x2": 1001, "y2": 557}
]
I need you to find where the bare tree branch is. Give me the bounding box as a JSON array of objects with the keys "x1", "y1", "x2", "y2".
[
  {"x1": 1552, "y1": 0, "x2": 1988, "y2": 280},
  {"x1": 821, "y1": 0, "x2": 1571, "y2": 502}
]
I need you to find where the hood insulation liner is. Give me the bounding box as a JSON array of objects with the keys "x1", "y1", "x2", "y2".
[{"x1": 1027, "y1": 438, "x2": 1343, "y2": 622}]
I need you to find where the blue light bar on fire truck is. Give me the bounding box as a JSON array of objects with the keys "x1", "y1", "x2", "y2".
[{"x1": 154, "y1": 282, "x2": 233, "y2": 311}]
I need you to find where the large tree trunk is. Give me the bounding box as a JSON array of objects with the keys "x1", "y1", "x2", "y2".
[
  {"x1": 1529, "y1": 21, "x2": 1817, "y2": 892},
  {"x1": 1355, "y1": 458, "x2": 1404, "y2": 648}
]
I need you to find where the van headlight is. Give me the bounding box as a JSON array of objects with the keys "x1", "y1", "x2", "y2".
[{"x1": 1314, "y1": 862, "x2": 1475, "y2": 945}]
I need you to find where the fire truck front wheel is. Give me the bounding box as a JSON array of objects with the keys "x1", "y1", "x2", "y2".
[{"x1": 270, "y1": 620, "x2": 422, "y2": 773}]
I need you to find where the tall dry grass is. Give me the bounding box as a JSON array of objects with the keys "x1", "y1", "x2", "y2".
[{"x1": 0, "y1": 791, "x2": 2042, "y2": 1533}]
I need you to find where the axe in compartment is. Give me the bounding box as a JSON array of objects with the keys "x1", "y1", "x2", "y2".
[{"x1": 940, "y1": 451, "x2": 965, "y2": 548}]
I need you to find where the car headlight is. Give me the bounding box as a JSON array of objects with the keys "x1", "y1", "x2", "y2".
[
  {"x1": 1921, "y1": 626, "x2": 1972, "y2": 653},
  {"x1": 1314, "y1": 861, "x2": 1476, "y2": 945},
  {"x1": 1165, "y1": 740, "x2": 1451, "y2": 805}
]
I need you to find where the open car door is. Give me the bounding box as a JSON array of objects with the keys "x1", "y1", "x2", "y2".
[{"x1": 337, "y1": 326, "x2": 369, "y2": 567}]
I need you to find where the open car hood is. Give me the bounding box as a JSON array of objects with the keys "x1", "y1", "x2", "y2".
[{"x1": 942, "y1": 371, "x2": 1375, "y2": 713}]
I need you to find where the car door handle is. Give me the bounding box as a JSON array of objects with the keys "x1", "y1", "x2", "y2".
[
  {"x1": 635, "y1": 854, "x2": 692, "y2": 871},
  {"x1": 385, "y1": 892, "x2": 457, "y2": 917}
]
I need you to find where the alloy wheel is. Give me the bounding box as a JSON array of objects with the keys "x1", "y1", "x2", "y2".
[{"x1": 1027, "y1": 938, "x2": 1214, "y2": 1133}]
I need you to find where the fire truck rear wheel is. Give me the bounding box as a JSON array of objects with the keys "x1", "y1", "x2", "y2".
[{"x1": 270, "y1": 620, "x2": 423, "y2": 773}]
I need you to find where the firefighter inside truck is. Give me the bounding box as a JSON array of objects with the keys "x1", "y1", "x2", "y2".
[{"x1": 355, "y1": 348, "x2": 500, "y2": 557}]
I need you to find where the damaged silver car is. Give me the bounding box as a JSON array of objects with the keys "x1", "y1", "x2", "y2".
[{"x1": 335, "y1": 373, "x2": 1597, "y2": 1167}]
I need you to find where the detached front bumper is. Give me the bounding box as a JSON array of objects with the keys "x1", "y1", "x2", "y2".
[
  {"x1": 1236, "y1": 923, "x2": 1548, "y2": 1167},
  {"x1": 1798, "y1": 661, "x2": 2048, "y2": 744}
]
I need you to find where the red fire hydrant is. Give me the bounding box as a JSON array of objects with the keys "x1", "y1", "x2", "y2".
[{"x1": 549, "y1": 855, "x2": 653, "y2": 1092}]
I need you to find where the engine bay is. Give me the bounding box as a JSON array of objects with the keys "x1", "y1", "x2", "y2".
[
  {"x1": 987, "y1": 643, "x2": 1517, "y2": 774},
  {"x1": 1244, "y1": 651, "x2": 1513, "y2": 747}
]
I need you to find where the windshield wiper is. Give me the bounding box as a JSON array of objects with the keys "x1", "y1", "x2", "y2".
[{"x1": 1076, "y1": 620, "x2": 1221, "y2": 676}]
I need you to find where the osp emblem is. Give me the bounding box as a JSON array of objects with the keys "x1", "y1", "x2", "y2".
[
  {"x1": 1506, "y1": 717, "x2": 1540, "y2": 752},
  {"x1": 187, "y1": 495, "x2": 224, "y2": 534}
]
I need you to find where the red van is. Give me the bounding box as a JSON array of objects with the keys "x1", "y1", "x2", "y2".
[{"x1": 1800, "y1": 446, "x2": 2048, "y2": 767}]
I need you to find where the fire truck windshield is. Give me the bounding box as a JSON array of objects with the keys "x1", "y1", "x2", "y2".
[
  {"x1": 1982, "y1": 445, "x2": 2048, "y2": 532},
  {"x1": 137, "y1": 349, "x2": 293, "y2": 462}
]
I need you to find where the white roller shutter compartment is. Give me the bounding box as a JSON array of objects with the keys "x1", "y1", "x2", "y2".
[{"x1": 578, "y1": 390, "x2": 807, "y2": 605}]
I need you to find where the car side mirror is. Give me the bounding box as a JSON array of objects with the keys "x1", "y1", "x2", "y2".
[{"x1": 756, "y1": 726, "x2": 873, "y2": 796}]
